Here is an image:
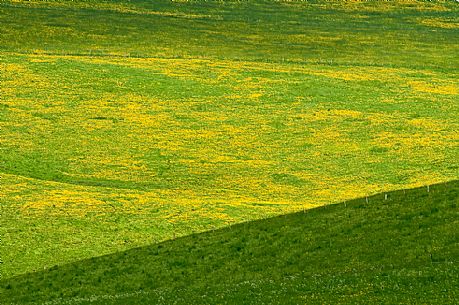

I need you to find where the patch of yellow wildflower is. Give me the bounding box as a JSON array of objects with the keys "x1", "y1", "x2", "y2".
[
  {"x1": 408, "y1": 81, "x2": 458, "y2": 95},
  {"x1": 418, "y1": 18, "x2": 459, "y2": 29}
]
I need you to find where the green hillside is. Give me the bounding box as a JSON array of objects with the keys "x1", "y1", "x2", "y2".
[
  {"x1": 2, "y1": 181, "x2": 458, "y2": 304},
  {"x1": 1, "y1": 0, "x2": 458, "y2": 279}
]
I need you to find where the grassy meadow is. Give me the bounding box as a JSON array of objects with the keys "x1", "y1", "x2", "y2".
[
  {"x1": 2, "y1": 181, "x2": 458, "y2": 304},
  {"x1": 1, "y1": 0, "x2": 458, "y2": 281}
]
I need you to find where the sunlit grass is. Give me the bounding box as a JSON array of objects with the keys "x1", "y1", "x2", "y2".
[{"x1": 0, "y1": 0, "x2": 458, "y2": 278}]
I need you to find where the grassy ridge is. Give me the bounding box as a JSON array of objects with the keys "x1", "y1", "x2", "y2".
[
  {"x1": 1, "y1": 181, "x2": 458, "y2": 304},
  {"x1": 1, "y1": 0, "x2": 459, "y2": 278},
  {"x1": 1, "y1": 0, "x2": 458, "y2": 68}
]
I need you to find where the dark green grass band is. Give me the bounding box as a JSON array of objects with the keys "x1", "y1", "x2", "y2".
[{"x1": 2, "y1": 181, "x2": 458, "y2": 304}]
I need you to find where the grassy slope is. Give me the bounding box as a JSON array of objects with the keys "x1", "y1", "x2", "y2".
[
  {"x1": 1, "y1": 0, "x2": 458, "y2": 67},
  {"x1": 1, "y1": 181, "x2": 458, "y2": 304},
  {"x1": 1, "y1": 0, "x2": 459, "y2": 278}
]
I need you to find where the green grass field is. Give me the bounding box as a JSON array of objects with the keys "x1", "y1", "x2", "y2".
[
  {"x1": 1, "y1": 181, "x2": 458, "y2": 304},
  {"x1": 1, "y1": 0, "x2": 458, "y2": 284}
]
